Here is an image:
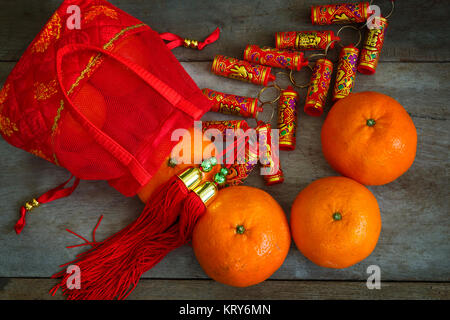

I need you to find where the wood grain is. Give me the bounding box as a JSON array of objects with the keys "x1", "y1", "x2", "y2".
[
  {"x1": 0, "y1": 0, "x2": 448, "y2": 300},
  {"x1": 0, "y1": 278, "x2": 448, "y2": 300},
  {"x1": 0, "y1": 0, "x2": 449, "y2": 62},
  {"x1": 0, "y1": 60, "x2": 448, "y2": 281}
]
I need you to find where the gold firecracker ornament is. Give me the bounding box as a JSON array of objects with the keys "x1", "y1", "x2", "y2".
[
  {"x1": 332, "y1": 45, "x2": 359, "y2": 101},
  {"x1": 304, "y1": 58, "x2": 333, "y2": 117},
  {"x1": 358, "y1": 17, "x2": 388, "y2": 75},
  {"x1": 278, "y1": 86, "x2": 299, "y2": 151},
  {"x1": 275, "y1": 31, "x2": 340, "y2": 51}
]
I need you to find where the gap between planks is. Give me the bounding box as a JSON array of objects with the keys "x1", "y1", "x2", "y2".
[{"x1": 0, "y1": 278, "x2": 448, "y2": 300}]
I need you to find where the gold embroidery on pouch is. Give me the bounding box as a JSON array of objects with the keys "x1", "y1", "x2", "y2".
[
  {"x1": 32, "y1": 12, "x2": 62, "y2": 53},
  {"x1": 84, "y1": 5, "x2": 119, "y2": 22},
  {"x1": 0, "y1": 115, "x2": 18, "y2": 137},
  {"x1": 34, "y1": 79, "x2": 58, "y2": 101},
  {"x1": 30, "y1": 149, "x2": 52, "y2": 162}
]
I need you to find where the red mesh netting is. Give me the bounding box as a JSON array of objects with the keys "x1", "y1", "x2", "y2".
[{"x1": 0, "y1": 0, "x2": 212, "y2": 196}]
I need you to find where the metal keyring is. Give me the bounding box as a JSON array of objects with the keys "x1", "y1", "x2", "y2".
[
  {"x1": 289, "y1": 65, "x2": 313, "y2": 89},
  {"x1": 336, "y1": 25, "x2": 362, "y2": 48},
  {"x1": 257, "y1": 84, "x2": 281, "y2": 104},
  {"x1": 255, "y1": 101, "x2": 276, "y2": 124},
  {"x1": 306, "y1": 39, "x2": 337, "y2": 61}
]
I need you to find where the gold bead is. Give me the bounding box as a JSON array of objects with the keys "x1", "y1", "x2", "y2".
[
  {"x1": 183, "y1": 38, "x2": 199, "y2": 49},
  {"x1": 24, "y1": 198, "x2": 40, "y2": 211}
]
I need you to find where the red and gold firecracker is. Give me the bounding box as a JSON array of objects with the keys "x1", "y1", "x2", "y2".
[
  {"x1": 243, "y1": 45, "x2": 308, "y2": 71},
  {"x1": 202, "y1": 88, "x2": 262, "y2": 118},
  {"x1": 275, "y1": 31, "x2": 340, "y2": 51},
  {"x1": 211, "y1": 55, "x2": 276, "y2": 86},
  {"x1": 332, "y1": 45, "x2": 359, "y2": 101},
  {"x1": 358, "y1": 17, "x2": 388, "y2": 75},
  {"x1": 311, "y1": 2, "x2": 370, "y2": 25},
  {"x1": 304, "y1": 58, "x2": 333, "y2": 117},
  {"x1": 202, "y1": 120, "x2": 249, "y2": 137},
  {"x1": 277, "y1": 86, "x2": 299, "y2": 151},
  {"x1": 257, "y1": 122, "x2": 284, "y2": 186}
]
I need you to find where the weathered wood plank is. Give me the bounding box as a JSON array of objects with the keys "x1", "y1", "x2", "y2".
[
  {"x1": 0, "y1": 0, "x2": 448, "y2": 62},
  {"x1": 0, "y1": 60, "x2": 448, "y2": 281},
  {"x1": 0, "y1": 278, "x2": 448, "y2": 300}
]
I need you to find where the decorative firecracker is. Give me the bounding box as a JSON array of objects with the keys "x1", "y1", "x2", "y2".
[
  {"x1": 202, "y1": 88, "x2": 262, "y2": 118},
  {"x1": 275, "y1": 30, "x2": 340, "y2": 51},
  {"x1": 277, "y1": 86, "x2": 299, "y2": 151},
  {"x1": 333, "y1": 45, "x2": 359, "y2": 101},
  {"x1": 304, "y1": 58, "x2": 334, "y2": 116},
  {"x1": 358, "y1": 17, "x2": 388, "y2": 74},
  {"x1": 311, "y1": 2, "x2": 370, "y2": 25},
  {"x1": 243, "y1": 44, "x2": 308, "y2": 71},
  {"x1": 211, "y1": 55, "x2": 276, "y2": 86}
]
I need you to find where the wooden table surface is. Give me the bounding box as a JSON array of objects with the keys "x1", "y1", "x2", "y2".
[{"x1": 0, "y1": 0, "x2": 449, "y2": 300}]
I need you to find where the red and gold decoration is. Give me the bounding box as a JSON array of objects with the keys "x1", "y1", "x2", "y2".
[
  {"x1": 358, "y1": 17, "x2": 388, "y2": 75},
  {"x1": 211, "y1": 55, "x2": 276, "y2": 86},
  {"x1": 257, "y1": 122, "x2": 284, "y2": 186},
  {"x1": 275, "y1": 31, "x2": 340, "y2": 51},
  {"x1": 202, "y1": 120, "x2": 249, "y2": 135},
  {"x1": 311, "y1": 2, "x2": 370, "y2": 25},
  {"x1": 304, "y1": 58, "x2": 334, "y2": 117},
  {"x1": 202, "y1": 88, "x2": 262, "y2": 118},
  {"x1": 202, "y1": 120, "x2": 259, "y2": 187},
  {"x1": 278, "y1": 86, "x2": 299, "y2": 151},
  {"x1": 243, "y1": 45, "x2": 308, "y2": 71},
  {"x1": 333, "y1": 45, "x2": 359, "y2": 101}
]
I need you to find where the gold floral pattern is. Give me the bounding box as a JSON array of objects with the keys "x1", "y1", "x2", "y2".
[
  {"x1": 0, "y1": 83, "x2": 9, "y2": 105},
  {"x1": 84, "y1": 5, "x2": 118, "y2": 23},
  {"x1": 0, "y1": 83, "x2": 10, "y2": 113},
  {"x1": 0, "y1": 115, "x2": 18, "y2": 137},
  {"x1": 34, "y1": 79, "x2": 58, "y2": 101},
  {"x1": 32, "y1": 12, "x2": 62, "y2": 53},
  {"x1": 29, "y1": 148, "x2": 52, "y2": 162}
]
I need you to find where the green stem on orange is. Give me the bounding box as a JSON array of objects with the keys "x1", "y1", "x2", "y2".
[
  {"x1": 366, "y1": 119, "x2": 376, "y2": 127},
  {"x1": 332, "y1": 212, "x2": 342, "y2": 221},
  {"x1": 236, "y1": 225, "x2": 245, "y2": 234}
]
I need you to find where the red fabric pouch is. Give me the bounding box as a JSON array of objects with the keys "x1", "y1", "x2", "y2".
[{"x1": 0, "y1": 0, "x2": 213, "y2": 228}]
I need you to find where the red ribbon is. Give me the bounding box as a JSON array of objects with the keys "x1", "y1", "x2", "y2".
[
  {"x1": 15, "y1": 175, "x2": 80, "y2": 234},
  {"x1": 160, "y1": 27, "x2": 221, "y2": 50}
]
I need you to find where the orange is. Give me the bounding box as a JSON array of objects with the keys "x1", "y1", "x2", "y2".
[
  {"x1": 321, "y1": 91, "x2": 417, "y2": 185},
  {"x1": 138, "y1": 126, "x2": 218, "y2": 203},
  {"x1": 291, "y1": 176, "x2": 381, "y2": 269},
  {"x1": 192, "y1": 186, "x2": 291, "y2": 287}
]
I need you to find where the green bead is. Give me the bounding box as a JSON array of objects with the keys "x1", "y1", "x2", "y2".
[
  {"x1": 201, "y1": 159, "x2": 212, "y2": 172},
  {"x1": 220, "y1": 167, "x2": 229, "y2": 176},
  {"x1": 167, "y1": 158, "x2": 177, "y2": 168},
  {"x1": 214, "y1": 173, "x2": 226, "y2": 185},
  {"x1": 209, "y1": 156, "x2": 217, "y2": 166}
]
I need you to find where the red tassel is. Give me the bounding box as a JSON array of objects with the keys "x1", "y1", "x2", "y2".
[
  {"x1": 51, "y1": 175, "x2": 191, "y2": 300},
  {"x1": 179, "y1": 192, "x2": 207, "y2": 241}
]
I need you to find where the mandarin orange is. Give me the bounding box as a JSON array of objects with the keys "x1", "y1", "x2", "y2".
[
  {"x1": 291, "y1": 176, "x2": 381, "y2": 269},
  {"x1": 321, "y1": 91, "x2": 417, "y2": 185},
  {"x1": 192, "y1": 186, "x2": 291, "y2": 287}
]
